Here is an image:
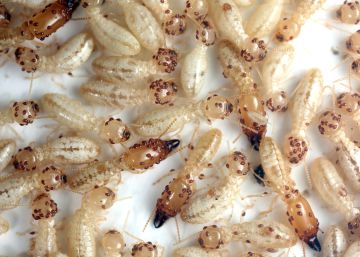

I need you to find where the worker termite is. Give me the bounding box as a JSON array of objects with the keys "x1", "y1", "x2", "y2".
[
  {"x1": 128, "y1": 242, "x2": 163, "y2": 257},
  {"x1": 0, "y1": 3, "x2": 10, "y2": 28},
  {"x1": 259, "y1": 137, "x2": 321, "y2": 251},
  {"x1": 80, "y1": 78, "x2": 178, "y2": 108},
  {"x1": 0, "y1": 139, "x2": 16, "y2": 172},
  {"x1": 14, "y1": 32, "x2": 94, "y2": 74},
  {"x1": 275, "y1": 0, "x2": 326, "y2": 42},
  {"x1": 102, "y1": 230, "x2": 126, "y2": 257},
  {"x1": 336, "y1": 92, "x2": 360, "y2": 129},
  {"x1": 337, "y1": 1, "x2": 360, "y2": 25},
  {"x1": 41, "y1": 93, "x2": 131, "y2": 144},
  {"x1": 13, "y1": 136, "x2": 100, "y2": 172},
  {"x1": 181, "y1": 151, "x2": 250, "y2": 223},
  {"x1": 261, "y1": 43, "x2": 295, "y2": 112},
  {"x1": 322, "y1": 225, "x2": 348, "y2": 257},
  {"x1": 133, "y1": 94, "x2": 233, "y2": 137},
  {"x1": 68, "y1": 138, "x2": 180, "y2": 193},
  {"x1": 153, "y1": 129, "x2": 222, "y2": 228},
  {"x1": 0, "y1": 100, "x2": 40, "y2": 126},
  {"x1": 283, "y1": 69, "x2": 324, "y2": 164},
  {"x1": 92, "y1": 48, "x2": 178, "y2": 83},
  {"x1": 67, "y1": 186, "x2": 116, "y2": 257}
]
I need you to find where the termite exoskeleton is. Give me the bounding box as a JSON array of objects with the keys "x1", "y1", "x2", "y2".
[
  {"x1": 0, "y1": 100, "x2": 40, "y2": 126},
  {"x1": 337, "y1": 1, "x2": 360, "y2": 24},
  {"x1": 13, "y1": 136, "x2": 100, "y2": 172},
  {"x1": 283, "y1": 68, "x2": 324, "y2": 164},
  {"x1": 92, "y1": 48, "x2": 178, "y2": 83},
  {"x1": 336, "y1": 92, "x2": 360, "y2": 129},
  {"x1": 41, "y1": 93, "x2": 131, "y2": 144},
  {"x1": 102, "y1": 230, "x2": 126, "y2": 257},
  {"x1": 181, "y1": 151, "x2": 250, "y2": 223},
  {"x1": 322, "y1": 225, "x2": 348, "y2": 257},
  {"x1": 261, "y1": 43, "x2": 295, "y2": 112},
  {"x1": 259, "y1": 137, "x2": 321, "y2": 251},
  {"x1": 68, "y1": 138, "x2": 180, "y2": 193},
  {"x1": 0, "y1": 3, "x2": 10, "y2": 28},
  {"x1": 0, "y1": 139, "x2": 16, "y2": 172},
  {"x1": 14, "y1": 32, "x2": 94, "y2": 74},
  {"x1": 275, "y1": 0, "x2": 326, "y2": 42},
  {"x1": 80, "y1": 78, "x2": 178, "y2": 108},
  {"x1": 153, "y1": 129, "x2": 222, "y2": 228},
  {"x1": 67, "y1": 186, "x2": 116, "y2": 257}
]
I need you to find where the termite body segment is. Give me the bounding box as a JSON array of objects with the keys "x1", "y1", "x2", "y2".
[
  {"x1": 322, "y1": 225, "x2": 348, "y2": 257},
  {"x1": 0, "y1": 100, "x2": 40, "y2": 126},
  {"x1": 173, "y1": 247, "x2": 222, "y2": 257},
  {"x1": 0, "y1": 139, "x2": 16, "y2": 172},
  {"x1": 336, "y1": 92, "x2": 360, "y2": 129},
  {"x1": 154, "y1": 129, "x2": 222, "y2": 228}
]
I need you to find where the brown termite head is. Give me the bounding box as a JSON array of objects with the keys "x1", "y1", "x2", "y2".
[
  {"x1": 201, "y1": 94, "x2": 234, "y2": 120},
  {"x1": 39, "y1": 165, "x2": 67, "y2": 191},
  {"x1": 13, "y1": 146, "x2": 37, "y2": 171},
  {"x1": 163, "y1": 13, "x2": 186, "y2": 36},
  {"x1": 337, "y1": 1, "x2": 360, "y2": 24},
  {"x1": 196, "y1": 19, "x2": 216, "y2": 46},
  {"x1": 11, "y1": 100, "x2": 40, "y2": 126},
  {"x1": 346, "y1": 30, "x2": 360, "y2": 54},
  {"x1": 14, "y1": 47, "x2": 40, "y2": 73},
  {"x1": 31, "y1": 193, "x2": 58, "y2": 220},
  {"x1": 185, "y1": 0, "x2": 208, "y2": 22},
  {"x1": 284, "y1": 134, "x2": 309, "y2": 164},
  {"x1": 275, "y1": 18, "x2": 300, "y2": 42},
  {"x1": 266, "y1": 91, "x2": 288, "y2": 112},
  {"x1": 152, "y1": 48, "x2": 178, "y2": 73},
  {"x1": 0, "y1": 3, "x2": 11, "y2": 28},
  {"x1": 318, "y1": 111, "x2": 342, "y2": 137},
  {"x1": 225, "y1": 151, "x2": 250, "y2": 176},
  {"x1": 131, "y1": 242, "x2": 162, "y2": 257},
  {"x1": 240, "y1": 37, "x2": 267, "y2": 63},
  {"x1": 83, "y1": 186, "x2": 116, "y2": 211},
  {"x1": 351, "y1": 58, "x2": 360, "y2": 79},
  {"x1": 102, "y1": 230, "x2": 126, "y2": 256},
  {"x1": 198, "y1": 225, "x2": 227, "y2": 250},
  {"x1": 336, "y1": 92, "x2": 360, "y2": 114},
  {"x1": 149, "y1": 79, "x2": 178, "y2": 105},
  {"x1": 81, "y1": 0, "x2": 105, "y2": 8},
  {"x1": 100, "y1": 117, "x2": 131, "y2": 144}
]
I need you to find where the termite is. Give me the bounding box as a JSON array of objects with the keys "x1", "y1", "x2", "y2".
[
  {"x1": 336, "y1": 92, "x2": 360, "y2": 129},
  {"x1": 233, "y1": 0, "x2": 254, "y2": 6},
  {"x1": 337, "y1": 1, "x2": 360, "y2": 24},
  {"x1": 102, "y1": 230, "x2": 126, "y2": 257},
  {"x1": 343, "y1": 241, "x2": 360, "y2": 257},
  {"x1": 41, "y1": 93, "x2": 131, "y2": 144},
  {"x1": 181, "y1": 151, "x2": 250, "y2": 223},
  {"x1": 185, "y1": 0, "x2": 208, "y2": 22},
  {"x1": 261, "y1": 43, "x2": 295, "y2": 112},
  {"x1": 68, "y1": 138, "x2": 180, "y2": 193},
  {"x1": 259, "y1": 137, "x2": 321, "y2": 251},
  {"x1": 14, "y1": 32, "x2": 94, "y2": 74},
  {"x1": 0, "y1": 100, "x2": 40, "y2": 126},
  {"x1": 0, "y1": 139, "x2": 16, "y2": 172},
  {"x1": 92, "y1": 47, "x2": 178, "y2": 83},
  {"x1": 283, "y1": 68, "x2": 324, "y2": 164},
  {"x1": 153, "y1": 129, "x2": 222, "y2": 228},
  {"x1": 13, "y1": 136, "x2": 100, "y2": 172},
  {"x1": 133, "y1": 94, "x2": 233, "y2": 137},
  {"x1": 275, "y1": 0, "x2": 327, "y2": 42},
  {"x1": 0, "y1": 3, "x2": 10, "y2": 28},
  {"x1": 80, "y1": 78, "x2": 178, "y2": 108},
  {"x1": 322, "y1": 225, "x2": 348, "y2": 257},
  {"x1": 67, "y1": 186, "x2": 116, "y2": 257}
]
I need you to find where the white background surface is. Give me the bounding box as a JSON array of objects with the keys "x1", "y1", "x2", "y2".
[{"x1": 0, "y1": 0, "x2": 359, "y2": 256}]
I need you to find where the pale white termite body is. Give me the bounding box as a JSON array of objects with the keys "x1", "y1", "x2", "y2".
[
  {"x1": 283, "y1": 69, "x2": 324, "y2": 164},
  {"x1": 0, "y1": 139, "x2": 16, "y2": 172},
  {"x1": 173, "y1": 247, "x2": 222, "y2": 257},
  {"x1": 142, "y1": 0, "x2": 169, "y2": 23},
  {"x1": 322, "y1": 225, "x2": 348, "y2": 257},
  {"x1": 343, "y1": 241, "x2": 360, "y2": 257}
]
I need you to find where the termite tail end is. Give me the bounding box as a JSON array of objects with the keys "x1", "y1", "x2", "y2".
[
  {"x1": 253, "y1": 165, "x2": 265, "y2": 186},
  {"x1": 165, "y1": 139, "x2": 180, "y2": 151},
  {"x1": 307, "y1": 236, "x2": 321, "y2": 252},
  {"x1": 153, "y1": 210, "x2": 169, "y2": 228}
]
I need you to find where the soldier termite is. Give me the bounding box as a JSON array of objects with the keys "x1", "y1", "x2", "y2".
[
  {"x1": 14, "y1": 32, "x2": 94, "y2": 74},
  {"x1": 153, "y1": 129, "x2": 222, "y2": 228},
  {"x1": 283, "y1": 69, "x2": 324, "y2": 164},
  {"x1": 180, "y1": 151, "x2": 250, "y2": 223},
  {"x1": 0, "y1": 139, "x2": 16, "y2": 173},
  {"x1": 92, "y1": 47, "x2": 178, "y2": 83},
  {"x1": 322, "y1": 225, "x2": 348, "y2": 257},
  {"x1": 173, "y1": 246, "x2": 222, "y2": 257},
  {"x1": 41, "y1": 93, "x2": 131, "y2": 144},
  {"x1": 12, "y1": 136, "x2": 100, "y2": 172},
  {"x1": 336, "y1": 92, "x2": 360, "y2": 129},
  {"x1": 68, "y1": 137, "x2": 180, "y2": 193},
  {"x1": 336, "y1": 1, "x2": 360, "y2": 25},
  {"x1": 80, "y1": 78, "x2": 178, "y2": 108},
  {"x1": 67, "y1": 187, "x2": 116, "y2": 257},
  {"x1": 275, "y1": 0, "x2": 327, "y2": 42},
  {"x1": 0, "y1": 100, "x2": 40, "y2": 126},
  {"x1": 258, "y1": 137, "x2": 321, "y2": 252}
]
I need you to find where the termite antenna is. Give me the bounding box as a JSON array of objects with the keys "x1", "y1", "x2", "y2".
[
  {"x1": 123, "y1": 230, "x2": 144, "y2": 242},
  {"x1": 142, "y1": 206, "x2": 156, "y2": 232},
  {"x1": 175, "y1": 216, "x2": 181, "y2": 242}
]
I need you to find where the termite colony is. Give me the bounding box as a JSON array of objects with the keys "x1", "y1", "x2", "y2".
[{"x1": 0, "y1": 0, "x2": 359, "y2": 256}]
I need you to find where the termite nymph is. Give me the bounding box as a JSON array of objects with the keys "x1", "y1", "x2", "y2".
[
  {"x1": 337, "y1": 1, "x2": 360, "y2": 24},
  {"x1": 0, "y1": 100, "x2": 40, "y2": 126}
]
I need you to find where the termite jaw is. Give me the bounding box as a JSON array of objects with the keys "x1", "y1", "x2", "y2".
[
  {"x1": 307, "y1": 236, "x2": 321, "y2": 252},
  {"x1": 165, "y1": 139, "x2": 180, "y2": 151},
  {"x1": 153, "y1": 210, "x2": 169, "y2": 228},
  {"x1": 253, "y1": 165, "x2": 265, "y2": 186}
]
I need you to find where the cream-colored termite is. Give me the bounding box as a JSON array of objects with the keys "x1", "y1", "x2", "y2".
[
  {"x1": 336, "y1": 92, "x2": 360, "y2": 129},
  {"x1": 322, "y1": 225, "x2": 348, "y2": 257},
  {"x1": 12, "y1": 136, "x2": 100, "y2": 172},
  {"x1": 80, "y1": 78, "x2": 178, "y2": 108},
  {"x1": 86, "y1": 6, "x2": 141, "y2": 56},
  {"x1": 275, "y1": 0, "x2": 327, "y2": 42},
  {"x1": 181, "y1": 151, "x2": 250, "y2": 223},
  {"x1": 0, "y1": 139, "x2": 16, "y2": 172},
  {"x1": 283, "y1": 68, "x2": 324, "y2": 164},
  {"x1": 92, "y1": 48, "x2": 178, "y2": 83},
  {"x1": 336, "y1": 1, "x2": 360, "y2": 25},
  {"x1": 0, "y1": 100, "x2": 40, "y2": 126},
  {"x1": 14, "y1": 32, "x2": 94, "y2": 74},
  {"x1": 41, "y1": 93, "x2": 131, "y2": 144},
  {"x1": 142, "y1": 0, "x2": 169, "y2": 23},
  {"x1": 343, "y1": 241, "x2": 360, "y2": 257}
]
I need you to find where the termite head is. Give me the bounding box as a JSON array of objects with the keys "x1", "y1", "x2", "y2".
[
  {"x1": 351, "y1": 58, "x2": 360, "y2": 79},
  {"x1": 202, "y1": 94, "x2": 233, "y2": 120},
  {"x1": 0, "y1": 4, "x2": 11, "y2": 28},
  {"x1": 198, "y1": 225, "x2": 226, "y2": 250},
  {"x1": 84, "y1": 186, "x2": 116, "y2": 210},
  {"x1": 39, "y1": 165, "x2": 67, "y2": 191},
  {"x1": 196, "y1": 19, "x2": 216, "y2": 46},
  {"x1": 318, "y1": 111, "x2": 342, "y2": 137},
  {"x1": 149, "y1": 79, "x2": 178, "y2": 105},
  {"x1": 347, "y1": 212, "x2": 360, "y2": 235},
  {"x1": 152, "y1": 48, "x2": 178, "y2": 73},
  {"x1": 131, "y1": 242, "x2": 161, "y2": 257},
  {"x1": 275, "y1": 18, "x2": 300, "y2": 42},
  {"x1": 346, "y1": 30, "x2": 360, "y2": 55},
  {"x1": 336, "y1": 92, "x2": 360, "y2": 114},
  {"x1": 102, "y1": 230, "x2": 126, "y2": 256},
  {"x1": 13, "y1": 146, "x2": 37, "y2": 171},
  {"x1": 11, "y1": 100, "x2": 40, "y2": 126},
  {"x1": 81, "y1": 0, "x2": 105, "y2": 8},
  {"x1": 14, "y1": 47, "x2": 40, "y2": 73},
  {"x1": 185, "y1": 0, "x2": 208, "y2": 22},
  {"x1": 163, "y1": 13, "x2": 186, "y2": 36},
  {"x1": 337, "y1": 1, "x2": 360, "y2": 24},
  {"x1": 284, "y1": 133, "x2": 309, "y2": 165},
  {"x1": 266, "y1": 91, "x2": 288, "y2": 112},
  {"x1": 31, "y1": 193, "x2": 58, "y2": 220},
  {"x1": 225, "y1": 151, "x2": 250, "y2": 176},
  {"x1": 100, "y1": 117, "x2": 131, "y2": 144},
  {"x1": 240, "y1": 37, "x2": 267, "y2": 63}
]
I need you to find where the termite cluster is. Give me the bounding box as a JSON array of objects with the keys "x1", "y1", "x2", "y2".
[{"x1": 0, "y1": 0, "x2": 359, "y2": 257}]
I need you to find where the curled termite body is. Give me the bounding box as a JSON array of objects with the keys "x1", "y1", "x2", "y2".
[
  {"x1": 13, "y1": 136, "x2": 100, "y2": 172},
  {"x1": 15, "y1": 32, "x2": 94, "y2": 74},
  {"x1": 0, "y1": 139, "x2": 16, "y2": 173},
  {"x1": 0, "y1": 100, "x2": 40, "y2": 126},
  {"x1": 80, "y1": 78, "x2": 178, "y2": 108},
  {"x1": 276, "y1": 0, "x2": 327, "y2": 42},
  {"x1": 181, "y1": 151, "x2": 250, "y2": 223},
  {"x1": 322, "y1": 225, "x2": 348, "y2": 257},
  {"x1": 41, "y1": 93, "x2": 131, "y2": 144},
  {"x1": 284, "y1": 69, "x2": 324, "y2": 164},
  {"x1": 68, "y1": 138, "x2": 180, "y2": 193},
  {"x1": 336, "y1": 92, "x2": 360, "y2": 129},
  {"x1": 154, "y1": 129, "x2": 222, "y2": 228},
  {"x1": 337, "y1": 1, "x2": 360, "y2": 24},
  {"x1": 67, "y1": 187, "x2": 116, "y2": 257}
]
